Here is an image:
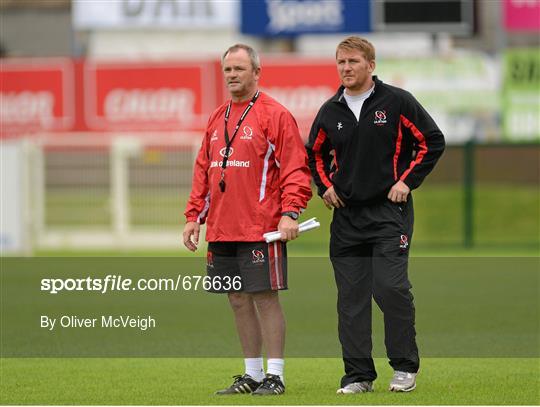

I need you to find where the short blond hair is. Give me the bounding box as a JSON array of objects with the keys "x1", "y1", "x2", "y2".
[{"x1": 336, "y1": 36, "x2": 375, "y2": 61}]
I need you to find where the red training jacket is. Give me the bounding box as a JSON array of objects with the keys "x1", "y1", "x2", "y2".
[{"x1": 184, "y1": 91, "x2": 312, "y2": 242}]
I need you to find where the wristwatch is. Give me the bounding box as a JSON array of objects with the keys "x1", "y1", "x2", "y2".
[{"x1": 282, "y1": 211, "x2": 299, "y2": 220}]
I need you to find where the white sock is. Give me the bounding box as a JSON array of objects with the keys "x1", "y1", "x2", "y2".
[
  {"x1": 267, "y1": 358, "x2": 285, "y2": 384},
  {"x1": 245, "y1": 358, "x2": 264, "y2": 382}
]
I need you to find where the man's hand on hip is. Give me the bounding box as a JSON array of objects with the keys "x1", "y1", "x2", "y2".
[
  {"x1": 182, "y1": 221, "x2": 200, "y2": 252},
  {"x1": 322, "y1": 186, "x2": 345, "y2": 209},
  {"x1": 388, "y1": 180, "x2": 410, "y2": 203},
  {"x1": 278, "y1": 216, "x2": 299, "y2": 241}
]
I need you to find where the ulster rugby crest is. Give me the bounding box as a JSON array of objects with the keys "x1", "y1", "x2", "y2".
[
  {"x1": 251, "y1": 249, "x2": 265, "y2": 264},
  {"x1": 374, "y1": 110, "x2": 387, "y2": 126},
  {"x1": 399, "y1": 234, "x2": 409, "y2": 251}
]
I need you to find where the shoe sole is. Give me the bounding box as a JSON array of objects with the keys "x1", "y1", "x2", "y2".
[
  {"x1": 389, "y1": 383, "x2": 416, "y2": 392},
  {"x1": 215, "y1": 387, "x2": 256, "y2": 395},
  {"x1": 337, "y1": 388, "x2": 373, "y2": 394},
  {"x1": 215, "y1": 391, "x2": 253, "y2": 395}
]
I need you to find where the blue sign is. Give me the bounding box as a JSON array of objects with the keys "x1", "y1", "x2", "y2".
[{"x1": 241, "y1": 0, "x2": 371, "y2": 36}]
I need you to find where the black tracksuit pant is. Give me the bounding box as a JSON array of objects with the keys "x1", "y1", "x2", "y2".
[{"x1": 330, "y1": 196, "x2": 419, "y2": 387}]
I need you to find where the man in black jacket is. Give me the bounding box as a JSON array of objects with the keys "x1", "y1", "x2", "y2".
[{"x1": 306, "y1": 36, "x2": 445, "y2": 394}]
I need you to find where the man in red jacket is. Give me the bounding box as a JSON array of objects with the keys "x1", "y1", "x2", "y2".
[{"x1": 183, "y1": 44, "x2": 312, "y2": 396}]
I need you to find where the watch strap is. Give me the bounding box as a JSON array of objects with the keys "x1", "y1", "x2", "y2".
[{"x1": 281, "y1": 211, "x2": 299, "y2": 220}]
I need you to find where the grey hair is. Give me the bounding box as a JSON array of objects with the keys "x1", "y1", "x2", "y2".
[{"x1": 222, "y1": 43, "x2": 260, "y2": 70}]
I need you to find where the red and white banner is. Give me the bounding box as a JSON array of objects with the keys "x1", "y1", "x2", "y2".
[
  {"x1": 258, "y1": 58, "x2": 340, "y2": 140},
  {"x1": 0, "y1": 59, "x2": 75, "y2": 137},
  {"x1": 260, "y1": 59, "x2": 339, "y2": 117},
  {"x1": 504, "y1": 0, "x2": 540, "y2": 32},
  {"x1": 83, "y1": 60, "x2": 216, "y2": 131}
]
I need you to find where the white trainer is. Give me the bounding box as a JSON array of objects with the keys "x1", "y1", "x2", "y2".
[
  {"x1": 337, "y1": 381, "x2": 374, "y2": 394},
  {"x1": 389, "y1": 371, "x2": 417, "y2": 392}
]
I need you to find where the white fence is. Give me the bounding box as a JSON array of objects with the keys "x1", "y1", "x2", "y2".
[{"x1": 6, "y1": 133, "x2": 203, "y2": 252}]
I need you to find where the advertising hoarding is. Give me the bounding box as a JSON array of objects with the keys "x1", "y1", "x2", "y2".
[
  {"x1": 241, "y1": 0, "x2": 371, "y2": 36},
  {"x1": 83, "y1": 61, "x2": 216, "y2": 131},
  {"x1": 73, "y1": 0, "x2": 237, "y2": 29},
  {"x1": 258, "y1": 58, "x2": 339, "y2": 139},
  {"x1": 502, "y1": 48, "x2": 540, "y2": 141},
  {"x1": 504, "y1": 0, "x2": 540, "y2": 32},
  {"x1": 0, "y1": 59, "x2": 75, "y2": 136}
]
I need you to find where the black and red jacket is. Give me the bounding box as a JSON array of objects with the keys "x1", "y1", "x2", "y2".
[{"x1": 306, "y1": 76, "x2": 445, "y2": 205}]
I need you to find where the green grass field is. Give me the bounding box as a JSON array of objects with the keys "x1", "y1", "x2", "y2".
[
  {"x1": 2, "y1": 255, "x2": 539, "y2": 405},
  {"x1": 2, "y1": 358, "x2": 538, "y2": 405},
  {"x1": 3, "y1": 180, "x2": 539, "y2": 405}
]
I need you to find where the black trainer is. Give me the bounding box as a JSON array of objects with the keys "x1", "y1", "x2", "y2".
[
  {"x1": 215, "y1": 374, "x2": 261, "y2": 395},
  {"x1": 252, "y1": 373, "x2": 285, "y2": 395}
]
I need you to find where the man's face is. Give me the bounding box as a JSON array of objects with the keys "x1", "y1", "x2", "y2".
[
  {"x1": 222, "y1": 49, "x2": 260, "y2": 100},
  {"x1": 336, "y1": 47, "x2": 375, "y2": 92}
]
